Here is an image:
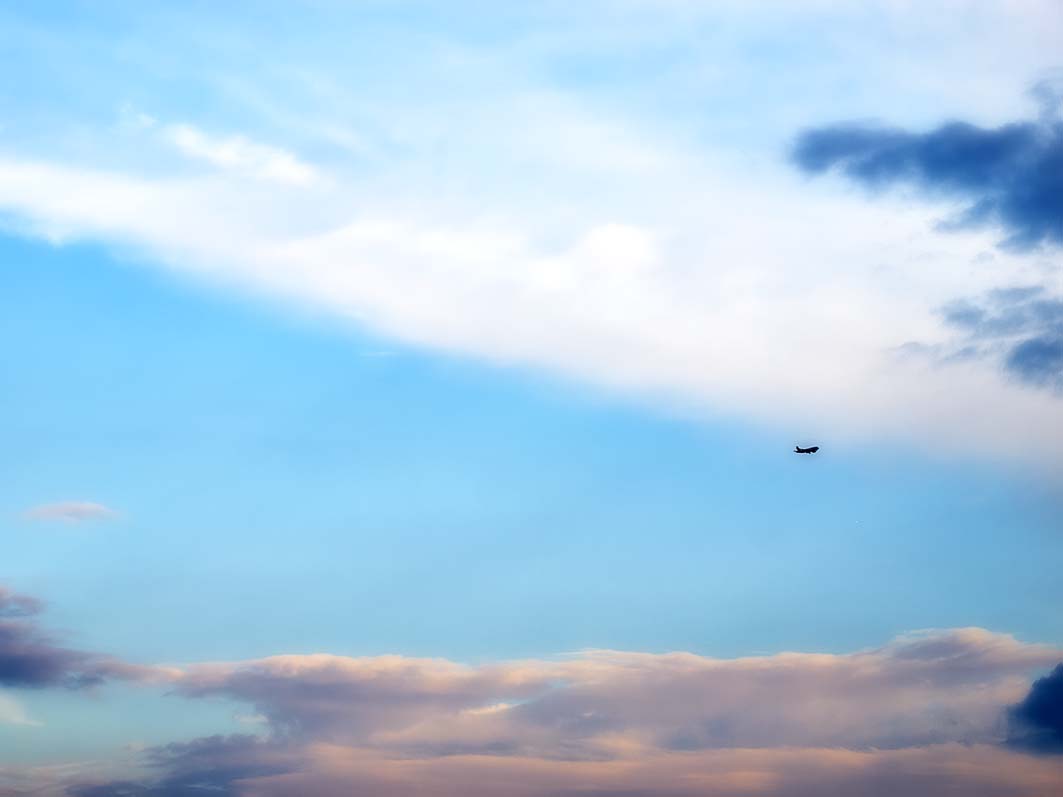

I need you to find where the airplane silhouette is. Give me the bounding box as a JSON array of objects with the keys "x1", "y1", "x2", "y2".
[{"x1": 794, "y1": 445, "x2": 820, "y2": 454}]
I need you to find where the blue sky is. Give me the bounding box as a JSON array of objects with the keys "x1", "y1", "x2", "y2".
[
  {"x1": 1, "y1": 2, "x2": 1062, "y2": 795},
  {"x1": 6, "y1": 233, "x2": 1059, "y2": 670}
]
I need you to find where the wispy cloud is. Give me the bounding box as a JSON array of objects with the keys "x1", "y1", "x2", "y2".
[
  {"x1": 164, "y1": 123, "x2": 318, "y2": 185},
  {"x1": 0, "y1": 586, "x2": 171, "y2": 689},
  {"x1": 22, "y1": 501, "x2": 118, "y2": 523},
  {"x1": 900, "y1": 285, "x2": 1063, "y2": 392}
]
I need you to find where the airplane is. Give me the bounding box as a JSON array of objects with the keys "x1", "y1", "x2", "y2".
[{"x1": 794, "y1": 445, "x2": 820, "y2": 454}]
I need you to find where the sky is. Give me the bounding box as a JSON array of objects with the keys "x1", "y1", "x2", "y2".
[{"x1": 1, "y1": 2, "x2": 1062, "y2": 795}]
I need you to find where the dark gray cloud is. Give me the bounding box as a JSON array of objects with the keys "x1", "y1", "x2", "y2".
[
  {"x1": 935, "y1": 286, "x2": 1063, "y2": 391},
  {"x1": 1007, "y1": 663, "x2": 1063, "y2": 754},
  {"x1": 0, "y1": 585, "x2": 163, "y2": 689},
  {"x1": 792, "y1": 107, "x2": 1063, "y2": 250},
  {"x1": 66, "y1": 736, "x2": 299, "y2": 797}
]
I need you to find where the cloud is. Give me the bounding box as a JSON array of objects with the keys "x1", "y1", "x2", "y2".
[
  {"x1": 2, "y1": 150, "x2": 1062, "y2": 474},
  {"x1": 164, "y1": 124, "x2": 318, "y2": 185},
  {"x1": 1007, "y1": 335, "x2": 1063, "y2": 390},
  {"x1": 0, "y1": 624, "x2": 1052, "y2": 795},
  {"x1": 67, "y1": 741, "x2": 1063, "y2": 797},
  {"x1": 1007, "y1": 663, "x2": 1063, "y2": 754},
  {"x1": 167, "y1": 628, "x2": 1060, "y2": 758},
  {"x1": 0, "y1": 691, "x2": 38, "y2": 726},
  {"x1": 0, "y1": 585, "x2": 169, "y2": 689},
  {"x1": 1, "y1": 9, "x2": 1063, "y2": 475},
  {"x1": 22, "y1": 501, "x2": 118, "y2": 523},
  {"x1": 67, "y1": 735, "x2": 299, "y2": 797},
  {"x1": 1, "y1": 760, "x2": 131, "y2": 797},
  {"x1": 918, "y1": 285, "x2": 1063, "y2": 391},
  {"x1": 792, "y1": 108, "x2": 1063, "y2": 250},
  {"x1": 0, "y1": 587, "x2": 43, "y2": 618}
]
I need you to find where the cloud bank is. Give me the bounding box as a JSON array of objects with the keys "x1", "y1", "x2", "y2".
[
  {"x1": 3, "y1": 584, "x2": 1060, "y2": 795},
  {"x1": 59, "y1": 628, "x2": 1063, "y2": 796},
  {"x1": 65, "y1": 743, "x2": 1063, "y2": 797},
  {"x1": 169, "y1": 629, "x2": 1060, "y2": 754}
]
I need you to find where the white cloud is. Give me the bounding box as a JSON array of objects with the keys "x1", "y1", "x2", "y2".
[
  {"x1": 0, "y1": 2, "x2": 1061, "y2": 473},
  {"x1": 164, "y1": 123, "x2": 318, "y2": 185},
  {"x1": 1, "y1": 146, "x2": 1060, "y2": 472}
]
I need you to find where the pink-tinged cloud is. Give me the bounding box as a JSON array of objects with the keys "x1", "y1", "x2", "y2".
[
  {"x1": 173, "y1": 628, "x2": 1061, "y2": 754},
  {"x1": 3, "y1": 596, "x2": 1058, "y2": 796},
  {"x1": 247, "y1": 743, "x2": 1063, "y2": 797},
  {"x1": 68, "y1": 741, "x2": 1063, "y2": 797},
  {"x1": 22, "y1": 501, "x2": 118, "y2": 523}
]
